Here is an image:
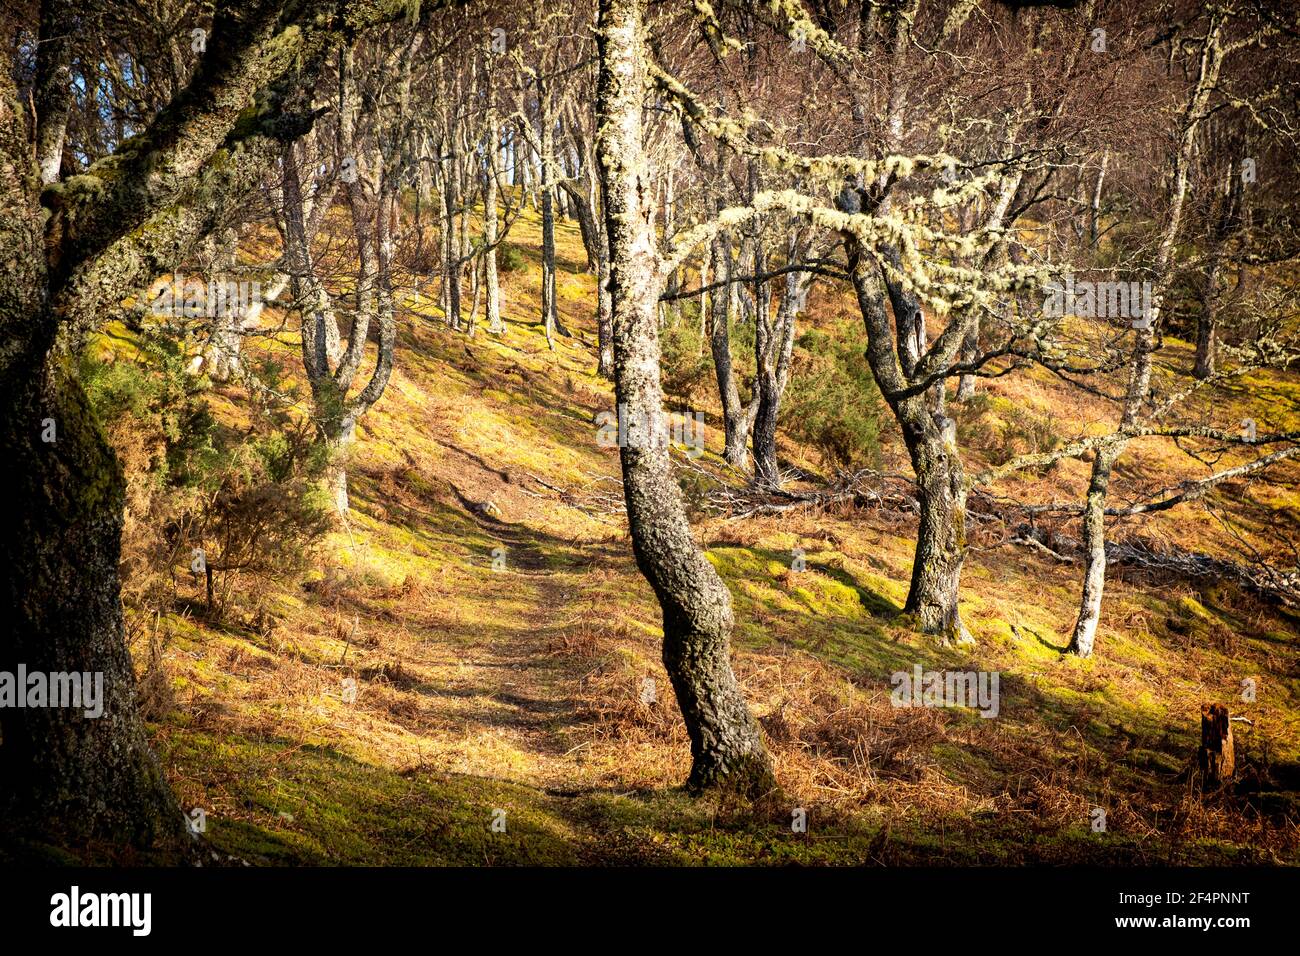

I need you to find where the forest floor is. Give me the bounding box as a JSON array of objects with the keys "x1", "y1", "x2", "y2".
[{"x1": 123, "y1": 202, "x2": 1300, "y2": 866}]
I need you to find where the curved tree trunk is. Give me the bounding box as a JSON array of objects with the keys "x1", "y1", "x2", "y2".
[
  {"x1": 847, "y1": 237, "x2": 972, "y2": 644},
  {"x1": 596, "y1": 0, "x2": 773, "y2": 797},
  {"x1": 1066, "y1": 16, "x2": 1223, "y2": 656},
  {"x1": 2, "y1": 0, "x2": 426, "y2": 861},
  {"x1": 0, "y1": 14, "x2": 204, "y2": 858}
]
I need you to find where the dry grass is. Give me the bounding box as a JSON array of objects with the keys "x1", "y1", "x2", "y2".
[{"x1": 97, "y1": 196, "x2": 1300, "y2": 866}]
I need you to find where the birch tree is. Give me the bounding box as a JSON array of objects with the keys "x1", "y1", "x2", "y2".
[{"x1": 595, "y1": 0, "x2": 775, "y2": 796}]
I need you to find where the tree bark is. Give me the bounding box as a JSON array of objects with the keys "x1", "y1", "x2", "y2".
[
  {"x1": 709, "y1": 231, "x2": 750, "y2": 469},
  {"x1": 1, "y1": 361, "x2": 190, "y2": 856},
  {"x1": 596, "y1": 0, "x2": 774, "y2": 797},
  {"x1": 1069, "y1": 443, "x2": 1118, "y2": 657},
  {"x1": 903, "y1": 419, "x2": 972, "y2": 645}
]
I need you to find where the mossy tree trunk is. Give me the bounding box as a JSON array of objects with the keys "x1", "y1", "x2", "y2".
[
  {"x1": 596, "y1": 0, "x2": 774, "y2": 797},
  {"x1": 902, "y1": 418, "x2": 971, "y2": 644},
  {"x1": 1, "y1": 356, "x2": 189, "y2": 856},
  {"x1": 846, "y1": 235, "x2": 974, "y2": 644},
  {"x1": 0, "y1": 0, "x2": 396, "y2": 857}
]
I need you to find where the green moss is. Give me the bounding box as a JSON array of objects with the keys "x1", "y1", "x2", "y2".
[{"x1": 164, "y1": 732, "x2": 582, "y2": 865}]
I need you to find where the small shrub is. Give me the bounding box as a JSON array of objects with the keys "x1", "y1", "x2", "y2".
[
  {"x1": 497, "y1": 242, "x2": 526, "y2": 273},
  {"x1": 83, "y1": 333, "x2": 331, "y2": 621},
  {"x1": 785, "y1": 324, "x2": 885, "y2": 472},
  {"x1": 660, "y1": 309, "x2": 712, "y2": 400},
  {"x1": 998, "y1": 405, "x2": 1061, "y2": 473}
]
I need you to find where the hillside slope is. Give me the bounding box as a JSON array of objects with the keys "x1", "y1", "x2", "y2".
[{"x1": 113, "y1": 202, "x2": 1300, "y2": 866}]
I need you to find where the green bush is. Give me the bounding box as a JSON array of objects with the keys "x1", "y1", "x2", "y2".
[
  {"x1": 82, "y1": 333, "x2": 330, "y2": 620},
  {"x1": 497, "y1": 242, "x2": 526, "y2": 273},
  {"x1": 1000, "y1": 404, "x2": 1061, "y2": 473},
  {"x1": 660, "y1": 307, "x2": 713, "y2": 400},
  {"x1": 785, "y1": 324, "x2": 885, "y2": 472}
]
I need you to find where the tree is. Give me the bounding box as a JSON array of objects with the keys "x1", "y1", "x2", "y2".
[
  {"x1": 1067, "y1": 8, "x2": 1276, "y2": 656},
  {"x1": 0, "y1": 0, "x2": 459, "y2": 859},
  {"x1": 594, "y1": 0, "x2": 775, "y2": 796}
]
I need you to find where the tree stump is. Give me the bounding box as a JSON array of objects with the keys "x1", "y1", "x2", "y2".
[{"x1": 1198, "y1": 703, "x2": 1235, "y2": 787}]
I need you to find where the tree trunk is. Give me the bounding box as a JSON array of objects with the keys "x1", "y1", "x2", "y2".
[
  {"x1": 0, "y1": 25, "x2": 190, "y2": 856},
  {"x1": 1088, "y1": 150, "x2": 1108, "y2": 247},
  {"x1": 596, "y1": 0, "x2": 774, "y2": 797},
  {"x1": 1193, "y1": 169, "x2": 1240, "y2": 380},
  {"x1": 323, "y1": 417, "x2": 357, "y2": 514},
  {"x1": 1198, "y1": 703, "x2": 1235, "y2": 787},
  {"x1": 753, "y1": 256, "x2": 803, "y2": 488},
  {"x1": 955, "y1": 319, "x2": 979, "y2": 401},
  {"x1": 903, "y1": 417, "x2": 972, "y2": 644},
  {"x1": 1066, "y1": 18, "x2": 1224, "y2": 657},
  {"x1": 538, "y1": 75, "x2": 567, "y2": 347},
  {"x1": 198, "y1": 228, "x2": 244, "y2": 383},
  {"x1": 541, "y1": 184, "x2": 558, "y2": 347},
  {"x1": 442, "y1": 166, "x2": 462, "y2": 329},
  {"x1": 1192, "y1": 267, "x2": 1219, "y2": 380},
  {"x1": 484, "y1": 153, "x2": 503, "y2": 333},
  {"x1": 662, "y1": 168, "x2": 681, "y2": 321},
  {"x1": 1068, "y1": 443, "x2": 1119, "y2": 657},
  {"x1": 847, "y1": 235, "x2": 972, "y2": 644},
  {"x1": 709, "y1": 232, "x2": 749, "y2": 469},
  {"x1": 1, "y1": 358, "x2": 189, "y2": 858},
  {"x1": 751, "y1": 352, "x2": 781, "y2": 488},
  {"x1": 34, "y1": 0, "x2": 73, "y2": 185}
]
